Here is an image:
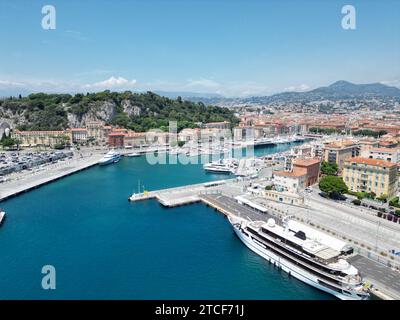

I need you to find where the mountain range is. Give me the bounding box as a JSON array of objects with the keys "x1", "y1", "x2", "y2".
[{"x1": 184, "y1": 81, "x2": 400, "y2": 105}]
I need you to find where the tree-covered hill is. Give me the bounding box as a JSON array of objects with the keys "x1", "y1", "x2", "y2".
[{"x1": 0, "y1": 91, "x2": 239, "y2": 132}]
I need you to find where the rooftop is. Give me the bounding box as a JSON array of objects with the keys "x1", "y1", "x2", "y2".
[
  {"x1": 293, "y1": 158, "x2": 321, "y2": 167},
  {"x1": 369, "y1": 147, "x2": 399, "y2": 153},
  {"x1": 345, "y1": 157, "x2": 397, "y2": 168},
  {"x1": 273, "y1": 170, "x2": 306, "y2": 177}
]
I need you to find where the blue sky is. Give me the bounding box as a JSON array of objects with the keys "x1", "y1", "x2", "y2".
[{"x1": 0, "y1": 0, "x2": 399, "y2": 97}]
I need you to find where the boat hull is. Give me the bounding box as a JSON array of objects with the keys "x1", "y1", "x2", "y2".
[
  {"x1": 98, "y1": 155, "x2": 121, "y2": 166},
  {"x1": 230, "y1": 221, "x2": 367, "y2": 300},
  {"x1": 204, "y1": 168, "x2": 233, "y2": 174}
]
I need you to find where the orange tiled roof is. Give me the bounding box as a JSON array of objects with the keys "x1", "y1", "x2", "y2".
[
  {"x1": 369, "y1": 147, "x2": 399, "y2": 153},
  {"x1": 345, "y1": 157, "x2": 397, "y2": 168},
  {"x1": 274, "y1": 170, "x2": 306, "y2": 177},
  {"x1": 293, "y1": 158, "x2": 321, "y2": 167}
]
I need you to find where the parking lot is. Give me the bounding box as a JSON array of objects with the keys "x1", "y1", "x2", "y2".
[{"x1": 0, "y1": 150, "x2": 73, "y2": 180}]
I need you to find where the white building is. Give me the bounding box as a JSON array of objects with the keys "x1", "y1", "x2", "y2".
[
  {"x1": 361, "y1": 147, "x2": 399, "y2": 164},
  {"x1": 272, "y1": 170, "x2": 306, "y2": 193}
]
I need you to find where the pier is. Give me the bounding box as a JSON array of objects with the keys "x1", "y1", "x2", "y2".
[{"x1": 129, "y1": 179, "x2": 233, "y2": 207}]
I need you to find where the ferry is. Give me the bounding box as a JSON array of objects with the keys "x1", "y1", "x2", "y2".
[
  {"x1": 203, "y1": 159, "x2": 237, "y2": 174},
  {"x1": 98, "y1": 150, "x2": 121, "y2": 165},
  {"x1": 228, "y1": 215, "x2": 370, "y2": 300},
  {"x1": 0, "y1": 209, "x2": 5, "y2": 226}
]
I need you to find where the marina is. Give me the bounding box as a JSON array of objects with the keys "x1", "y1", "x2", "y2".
[
  {"x1": 1, "y1": 140, "x2": 399, "y2": 299},
  {"x1": 0, "y1": 142, "x2": 335, "y2": 300},
  {"x1": 0, "y1": 147, "x2": 332, "y2": 299}
]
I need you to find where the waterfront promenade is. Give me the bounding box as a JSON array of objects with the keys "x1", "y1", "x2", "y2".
[{"x1": 0, "y1": 152, "x2": 103, "y2": 202}]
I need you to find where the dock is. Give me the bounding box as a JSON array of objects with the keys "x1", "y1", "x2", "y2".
[{"x1": 129, "y1": 179, "x2": 232, "y2": 207}]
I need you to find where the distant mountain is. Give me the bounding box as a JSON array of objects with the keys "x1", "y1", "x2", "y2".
[
  {"x1": 153, "y1": 90, "x2": 224, "y2": 100},
  {"x1": 241, "y1": 81, "x2": 400, "y2": 104}
]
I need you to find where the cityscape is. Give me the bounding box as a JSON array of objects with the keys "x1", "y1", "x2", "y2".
[{"x1": 0, "y1": 0, "x2": 399, "y2": 308}]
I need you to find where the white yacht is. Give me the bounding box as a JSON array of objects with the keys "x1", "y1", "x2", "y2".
[
  {"x1": 98, "y1": 150, "x2": 121, "y2": 165},
  {"x1": 126, "y1": 152, "x2": 140, "y2": 157},
  {"x1": 228, "y1": 215, "x2": 369, "y2": 300},
  {"x1": 0, "y1": 209, "x2": 5, "y2": 226},
  {"x1": 203, "y1": 159, "x2": 237, "y2": 174}
]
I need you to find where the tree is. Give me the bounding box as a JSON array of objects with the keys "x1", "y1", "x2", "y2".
[
  {"x1": 319, "y1": 176, "x2": 348, "y2": 194},
  {"x1": 320, "y1": 161, "x2": 338, "y2": 176},
  {"x1": 376, "y1": 194, "x2": 388, "y2": 203},
  {"x1": 0, "y1": 137, "x2": 20, "y2": 148},
  {"x1": 389, "y1": 197, "x2": 400, "y2": 208}
]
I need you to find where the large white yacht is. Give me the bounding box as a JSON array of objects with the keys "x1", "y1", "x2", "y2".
[
  {"x1": 203, "y1": 159, "x2": 238, "y2": 174},
  {"x1": 98, "y1": 150, "x2": 121, "y2": 165},
  {"x1": 228, "y1": 214, "x2": 369, "y2": 300}
]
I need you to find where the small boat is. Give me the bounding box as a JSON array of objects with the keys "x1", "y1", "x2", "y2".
[
  {"x1": 126, "y1": 152, "x2": 141, "y2": 157},
  {"x1": 0, "y1": 209, "x2": 5, "y2": 226}
]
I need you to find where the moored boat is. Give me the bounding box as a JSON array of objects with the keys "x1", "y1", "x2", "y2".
[
  {"x1": 227, "y1": 214, "x2": 370, "y2": 300},
  {"x1": 98, "y1": 150, "x2": 121, "y2": 165},
  {"x1": 126, "y1": 152, "x2": 140, "y2": 157},
  {"x1": 203, "y1": 159, "x2": 238, "y2": 174}
]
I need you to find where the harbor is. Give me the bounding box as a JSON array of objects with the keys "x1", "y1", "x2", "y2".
[
  {"x1": 1, "y1": 142, "x2": 334, "y2": 299},
  {"x1": 1, "y1": 139, "x2": 399, "y2": 300}
]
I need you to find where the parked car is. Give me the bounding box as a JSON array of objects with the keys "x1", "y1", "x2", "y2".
[
  {"x1": 329, "y1": 192, "x2": 347, "y2": 201},
  {"x1": 319, "y1": 192, "x2": 329, "y2": 199}
]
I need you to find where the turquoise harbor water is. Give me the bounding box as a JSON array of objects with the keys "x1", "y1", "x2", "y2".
[{"x1": 0, "y1": 143, "x2": 332, "y2": 299}]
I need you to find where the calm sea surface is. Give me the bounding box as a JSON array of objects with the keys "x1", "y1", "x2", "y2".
[{"x1": 0, "y1": 143, "x2": 332, "y2": 299}]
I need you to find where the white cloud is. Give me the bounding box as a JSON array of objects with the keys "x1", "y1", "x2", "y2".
[
  {"x1": 83, "y1": 76, "x2": 137, "y2": 90},
  {"x1": 0, "y1": 80, "x2": 25, "y2": 87},
  {"x1": 186, "y1": 79, "x2": 220, "y2": 88},
  {"x1": 0, "y1": 76, "x2": 138, "y2": 94},
  {"x1": 380, "y1": 79, "x2": 400, "y2": 88},
  {"x1": 283, "y1": 84, "x2": 310, "y2": 92}
]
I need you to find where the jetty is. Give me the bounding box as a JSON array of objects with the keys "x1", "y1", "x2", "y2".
[{"x1": 129, "y1": 179, "x2": 231, "y2": 207}]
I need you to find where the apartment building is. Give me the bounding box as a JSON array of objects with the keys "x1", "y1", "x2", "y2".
[
  {"x1": 292, "y1": 158, "x2": 321, "y2": 187},
  {"x1": 342, "y1": 157, "x2": 398, "y2": 198},
  {"x1": 323, "y1": 140, "x2": 359, "y2": 171},
  {"x1": 69, "y1": 128, "x2": 88, "y2": 143},
  {"x1": 12, "y1": 130, "x2": 71, "y2": 147}
]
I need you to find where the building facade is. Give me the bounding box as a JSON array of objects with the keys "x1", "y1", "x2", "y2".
[
  {"x1": 323, "y1": 140, "x2": 359, "y2": 171},
  {"x1": 12, "y1": 130, "x2": 71, "y2": 147},
  {"x1": 342, "y1": 157, "x2": 398, "y2": 197}
]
